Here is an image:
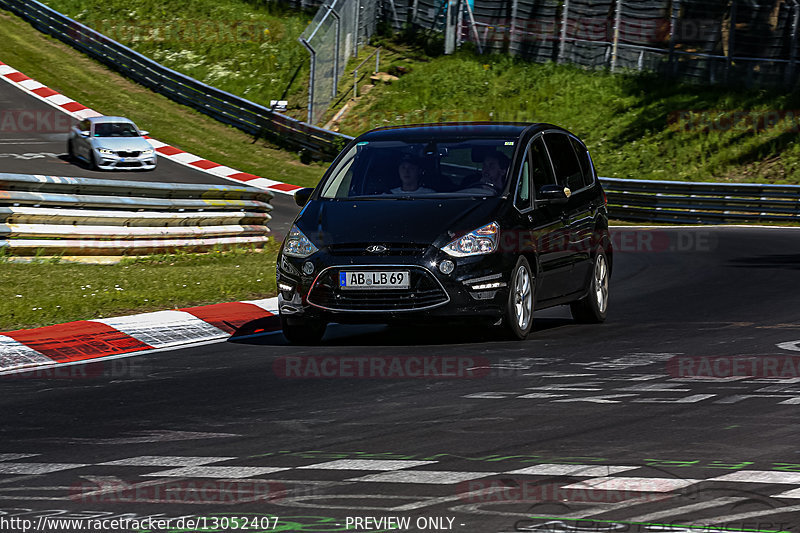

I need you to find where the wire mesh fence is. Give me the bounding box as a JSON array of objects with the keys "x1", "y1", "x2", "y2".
[
  {"x1": 299, "y1": 0, "x2": 377, "y2": 124},
  {"x1": 401, "y1": 0, "x2": 800, "y2": 85},
  {"x1": 295, "y1": 0, "x2": 800, "y2": 123}
]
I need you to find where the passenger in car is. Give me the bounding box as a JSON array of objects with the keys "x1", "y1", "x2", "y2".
[{"x1": 391, "y1": 154, "x2": 436, "y2": 194}]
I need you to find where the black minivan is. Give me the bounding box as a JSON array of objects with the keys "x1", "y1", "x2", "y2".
[{"x1": 277, "y1": 123, "x2": 611, "y2": 343}]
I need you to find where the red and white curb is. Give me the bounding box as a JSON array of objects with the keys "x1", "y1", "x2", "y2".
[
  {"x1": 0, "y1": 58, "x2": 304, "y2": 195},
  {"x1": 0, "y1": 297, "x2": 279, "y2": 374}
]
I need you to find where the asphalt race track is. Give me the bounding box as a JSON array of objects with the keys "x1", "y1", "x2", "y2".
[
  {"x1": 4, "y1": 71, "x2": 800, "y2": 533},
  {"x1": 0, "y1": 225, "x2": 799, "y2": 532}
]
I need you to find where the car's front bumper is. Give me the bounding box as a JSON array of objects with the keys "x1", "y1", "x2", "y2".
[
  {"x1": 276, "y1": 247, "x2": 517, "y2": 323},
  {"x1": 94, "y1": 150, "x2": 157, "y2": 170}
]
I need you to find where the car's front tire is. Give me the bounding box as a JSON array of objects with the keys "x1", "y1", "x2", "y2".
[
  {"x1": 89, "y1": 151, "x2": 100, "y2": 171},
  {"x1": 280, "y1": 314, "x2": 327, "y2": 345},
  {"x1": 66, "y1": 139, "x2": 75, "y2": 160},
  {"x1": 570, "y1": 247, "x2": 609, "y2": 323},
  {"x1": 503, "y1": 256, "x2": 534, "y2": 340}
]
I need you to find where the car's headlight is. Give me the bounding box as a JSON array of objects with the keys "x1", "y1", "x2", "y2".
[
  {"x1": 97, "y1": 148, "x2": 114, "y2": 155},
  {"x1": 141, "y1": 149, "x2": 154, "y2": 155},
  {"x1": 441, "y1": 222, "x2": 499, "y2": 257},
  {"x1": 283, "y1": 224, "x2": 319, "y2": 258}
]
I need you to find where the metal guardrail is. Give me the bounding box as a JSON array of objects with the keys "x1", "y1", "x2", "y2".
[
  {"x1": 0, "y1": 0, "x2": 354, "y2": 158},
  {"x1": 0, "y1": 173, "x2": 273, "y2": 255},
  {"x1": 600, "y1": 177, "x2": 800, "y2": 224}
]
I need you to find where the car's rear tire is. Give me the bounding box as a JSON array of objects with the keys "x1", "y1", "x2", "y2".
[
  {"x1": 67, "y1": 139, "x2": 75, "y2": 160},
  {"x1": 280, "y1": 314, "x2": 327, "y2": 345},
  {"x1": 570, "y1": 247, "x2": 609, "y2": 324},
  {"x1": 503, "y1": 256, "x2": 534, "y2": 340}
]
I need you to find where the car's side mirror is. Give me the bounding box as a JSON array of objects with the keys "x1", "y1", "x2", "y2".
[
  {"x1": 139, "y1": 130, "x2": 149, "y2": 136},
  {"x1": 537, "y1": 184, "x2": 571, "y2": 205},
  {"x1": 79, "y1": 131, "x2": 90, "y2": 137},
  {"x1": 294, "y1": 187, "x2": 314, "y2": 207}
]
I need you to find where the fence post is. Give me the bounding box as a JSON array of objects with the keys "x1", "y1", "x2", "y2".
[
  {"x1": 610, "y1": 0, "x2": 623, "y2": 71},
  {"x1": 787, "y1": 1, "x2": 799, "y2": 84},
  {"x1": 508, "y1": 0, "x2": 519, "y2": 55},
  {"x1": 726, "y1": 0, "x2": 736, "y2": 81},
  {"x1": 331, "y1": 7, "x2": 341, "y2": 98},
  {"x1": 444, "y1": 0, "x2": 459, "y2": 54},
  {"x1": 668, "y1": 0, "x2": 679, "y2": 75},
  {"x1": 354, "y1": 0, "x2": 360, "y2": 56},
  {"x1": 299, "y1": 38, "x2": 316, "y2": 123},
  {"x1": 558, "y1": 0, "x2": 570, "y2": 64},
  {"x1": 456, "y1": 0, "x2": 464, "y2": 48}
]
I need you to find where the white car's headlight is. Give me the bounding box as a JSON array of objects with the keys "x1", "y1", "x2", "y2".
[
  {"x1": 442, "y1": 222, "x2": 499, "y2": 257},
  {"x1": 97, "y1": 148, "x2": 114, "y2": 155},
  {"x1": 141, "y1": 149, "x2": 154, "y2": 155},
  {"x1": 283, "y1": 225, "x2": 319, "y2": 258}
]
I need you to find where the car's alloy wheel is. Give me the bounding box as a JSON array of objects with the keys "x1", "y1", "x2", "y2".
[
  {"x1": 280, "y1": 313, "x2": 327, "y2": 345},
  {"x1": 571, "y1": 247, "x2": 609, "y2": 323},
  {"x1": 504, "y1": 256, "x2": 534, "y2": 340}
]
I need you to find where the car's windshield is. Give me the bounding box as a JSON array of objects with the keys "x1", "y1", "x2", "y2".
[
  {"x1": 319, "y1": 139, "x2": 516, "y2": 199},
  {"x1": 93, "y1": 122, "x2": 140, "y2": 138}
]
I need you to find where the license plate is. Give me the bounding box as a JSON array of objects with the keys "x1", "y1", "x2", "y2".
[{"x1": 340, "y1": 271, "x2": 410, "y2": 290}]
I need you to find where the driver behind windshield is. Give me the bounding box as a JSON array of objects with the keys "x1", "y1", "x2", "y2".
[
  {"x1": 477, "y1": 151, "x2": 511, "y2": 191},
  {"x1": 391, "y1": 154, "x2": 436, "y2": 194}
]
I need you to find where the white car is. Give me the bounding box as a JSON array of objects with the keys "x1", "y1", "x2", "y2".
[{"x1": 67, "y1": 116, "x2": 157, "y2": 171}]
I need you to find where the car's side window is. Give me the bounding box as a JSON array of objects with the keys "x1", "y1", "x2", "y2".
[
  {"x1": 78, "y1": 119, "x2": 90, "y2": 132},
  {"x1": 514, "y1": 154, "x2": 531, "y2": 211},
  {"x1": 529, "y1": 136, "x2": 555, "y2": 199},
  {"x1": 544, "y1": 132, "x2": 583, "y2": 192},
  {"x1": 570, "y1": 136, "x2": 594, "y2": 188}
]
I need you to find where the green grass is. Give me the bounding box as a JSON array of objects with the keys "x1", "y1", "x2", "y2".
[
  {"x1": 0, "y1": 243, "x2": 279, "y2": 331},
  {"x1": 40, "y1": 0, "x2": 313, "y2": 120},
  {"x1": 0, "y1": 9, "x2": 328, "y2": 188},
  {"x1": 337, "y1": 48, "x2": 800, "y2": 184}
]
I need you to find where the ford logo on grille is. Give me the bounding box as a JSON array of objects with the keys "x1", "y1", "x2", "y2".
[{"x1": 366, "y1": 244, "x2": 388, "y2": 253}]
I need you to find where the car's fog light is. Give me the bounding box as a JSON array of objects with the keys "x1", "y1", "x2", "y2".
[
  {"x1": 278, "y1": 282, "x2": 294, "y2": 292},
  {"x1": 438, "y1": 260, "x2": 455, "y2": 275},
  {"x1": 302, "y1": 261, "x2": 315, "y2": 275}
]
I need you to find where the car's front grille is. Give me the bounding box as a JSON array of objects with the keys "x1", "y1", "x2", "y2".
[
  {"x1": 326, "y1": 242, "x2": 429, "y2": 256},
  {"x1": 116, "y1": 161, "x2": 143, "y2": 167},
  {"x1": 116, "y1": 151, "x2": 141, "y2": 157},
  {"x1": 308, "y1": 266, "x2": 448, "y2": 312}
]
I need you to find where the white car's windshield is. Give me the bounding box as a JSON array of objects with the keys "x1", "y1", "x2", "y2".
[
  {"x1": 93, "y1": 122, "x2": 140, "y2": 138},
  {"x1": 320, "y1": 139, "x2": 516, "y2": 199}
]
